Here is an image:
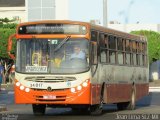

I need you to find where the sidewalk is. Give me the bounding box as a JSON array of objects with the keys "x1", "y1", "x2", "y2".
[
  {"x1": 0, "y1": 83, "x2": 13, "y2": 112},
  {"x1": 0, "y1": 104, "x2": 7, "y2": 112},
  {"x1": 149, "y1": 80, "x2": 160, "y2": 87},
  {"x1": 1, "y1": 83, "x2": 14, "y2": 91}
]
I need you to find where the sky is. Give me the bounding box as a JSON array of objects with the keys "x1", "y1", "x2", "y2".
[{"x1": 69, "y1": 0, "x2": 160, "y2": 24}]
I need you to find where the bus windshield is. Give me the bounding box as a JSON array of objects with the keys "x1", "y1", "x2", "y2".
[{"x1": 16, "y1": 38, "x2": 89, "y2": 74}]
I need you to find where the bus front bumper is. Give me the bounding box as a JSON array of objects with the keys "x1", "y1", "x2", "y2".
[{"x1": 14, "y1": 82, "x2": 91, "y2": 105}]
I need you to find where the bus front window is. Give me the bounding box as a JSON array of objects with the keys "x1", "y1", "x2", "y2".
[{"x1": 16, "y1": 38, "x2": 89, "y2": 74}]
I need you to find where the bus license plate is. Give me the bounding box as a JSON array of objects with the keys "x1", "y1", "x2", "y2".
[{"x1": 43, "y1": 95, "x2": 56, "y2": 99}]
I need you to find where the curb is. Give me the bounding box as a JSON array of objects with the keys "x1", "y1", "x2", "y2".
[
  {"x1": 0, "y1": 104, "x2": 7, "y2": 112},
  {"x1": 1, "y1": 84, "x2": 14, "y2": 91},
  {"x1": 149, "y1": 87, "x2": 160, "y2": 92}
]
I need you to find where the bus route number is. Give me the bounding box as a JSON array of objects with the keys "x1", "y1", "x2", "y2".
[{"x1": 30, "y1": 83, "x2": 43, "y2": 88}]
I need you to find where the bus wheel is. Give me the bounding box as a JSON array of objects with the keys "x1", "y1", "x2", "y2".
[
  {"x1": 127, "y1": 87, "x2": 136, "y2": 110},
  {"x1": 117, "y1": 88, "x2": 136, "y2": 110},
  {"x1": 89, "y1": 97, "x2": 103, "y2": 115},
  {"x1": 32, "y1": 104, "x2": 46, "y2": 115},
  {"x1": 117, "y1": 102, "x2": 128, "y2": 110},
  {"x1": 72, "y1": 107, "x2": 89, "y2": 114}
]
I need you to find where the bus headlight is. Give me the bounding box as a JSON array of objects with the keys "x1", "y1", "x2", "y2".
[
  {"x1": 77, "y1": 85, "x2": 82, "y2": 91},
  {"x1": 16, "y1": 82, "x2": 20, "y2": 87},
  {"x1": 20, "y1": 85, "x2": 25, "y2": 90},
  {"x1": 71, "y1": 88, "x2": 76, "y2": 93},
  {"x1": 82, "y1": 82, "x2": 88, "y2": 87},
  {"x1": 25, "y1": 88, "x2": 30, "y2": 92}
]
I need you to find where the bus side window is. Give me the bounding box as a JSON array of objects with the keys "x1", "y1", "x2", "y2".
[
  {"x1": 144, "y1": 42, "x2": 148, "y2": 66},
  {"x1": 136, "y1": 42, "x2": 140, "y2": 65},
  {"x1": 91, "y1": 42, "x2": 97, "y2": 65},
  {"x1": 91, "y1": 30, "x2": 98, "y2": 42},
  {"x1": 117, "y1": 38, "x2": 123, "y2": 64},
  {"x1": 109, "y1": 51, "x2": 116, "y2": 64},
  {"x1": 125, "y1": 40, "x2": 131, "y2": 65},
  {"x1": 132, "y1": 41, "x2": 137, "y2": 66},
  {"x1": 108, "y1": 36, "x2": 116, "y2": 49},
  {"x1": 99, "y1": 33, "x2": 107, "y2": 63},
  {"x1": 108, "y1": 35, "x2": 116, "y2": 64}
]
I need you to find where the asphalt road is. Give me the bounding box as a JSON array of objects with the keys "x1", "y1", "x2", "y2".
[{"x1": 0, "y1": 89, "x2": 160, "y2": 120}]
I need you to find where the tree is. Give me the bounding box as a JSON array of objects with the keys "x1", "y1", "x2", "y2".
[
  {"x1": 0, "y1": 18, "x2": 17, "y2": 59},
  {"x1": 0, "y1": 19, "x2": 17, "y2": 83},
  {"x1": 131, "y1": 30, "x2": 160, "y2": 64},
  {"x1": 0, "y1": 17, "x2": 16, "y2": 24},
  {"x1": 0, "y1": 29, "x2": 16, "y2": 58}
]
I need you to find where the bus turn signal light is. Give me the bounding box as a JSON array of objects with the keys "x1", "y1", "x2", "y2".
[
  {"x1": 16, "y1": 81, "x2": 30, "y2": 93},
  {"x1": 70, "y1": 79, "x2": 89, "y2": 93}
]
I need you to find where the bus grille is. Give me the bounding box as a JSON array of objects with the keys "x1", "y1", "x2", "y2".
[
  {"x1": 34, "y1": 95, "x2": 66, "y2": 102},
  {"x1": 32, "y1": 88, "x2": 68, "y2": 92},
  {"x1": 24, "y1": 76, "x2": 76, "y2": 82}
]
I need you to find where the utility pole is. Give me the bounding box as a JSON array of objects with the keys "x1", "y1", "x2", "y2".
[{"x1": 103, "y1": 0, "x2": 108, "y2": 27}]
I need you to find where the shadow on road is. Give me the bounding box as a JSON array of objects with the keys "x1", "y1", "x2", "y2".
[
  {"x1": 136, "y1": 92, "x2": 160, "y2": 107},
  {"x1": 5, "y1": 107, "x2": 118, "y2": 120}
]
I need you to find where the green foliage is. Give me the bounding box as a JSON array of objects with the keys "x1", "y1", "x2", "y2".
[
  {"x1": 0, "y1": 23, "x2": 17, "y2": 29},
  {"x1": 0, "y1": 17, "x2": 17, "y2": 29},
  {"x1": 0, "y1": 17, "x2": 16, "y2": 24},
  {"x1": 0, "y1": 18, "x2": 17, "y2": 58},
  {"x1": 0, "y1": 28, "x2": 16, "y2": 58},
  {"x1": 131, "y1": 30, "x2": 160, "y2": 63}
]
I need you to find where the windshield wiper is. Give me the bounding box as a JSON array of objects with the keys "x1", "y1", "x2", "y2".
[{"x1": 54, "y1": 36, "x2": 71, "y2": 52}]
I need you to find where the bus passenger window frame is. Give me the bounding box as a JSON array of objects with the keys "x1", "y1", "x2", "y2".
[
  {"x1": 99, "y1": 33, "x2": 105, "y2": 47},
  {"x1": 117, "y1": 37, "x2": 124, "y2": 65},
  {"x1": 99, "y1": 33, "x2": 108, "y2": 63},
  {"x1": 108, "y1": 35, "x2": 116, "y2": 50},
  {"x1": 144, "y1": 42, "x2": 148, "y2": 67},
  {"x1": 125, "y1": 39, "x2": 130, "y2": 52},
  {"x1": 109, "y1": 50, "x2": 116, "y2": 64},
  {"x1": 90, "y1": 42, "x2": 98, "y2": 65},
  {"x1": 91, "y1": 30, "x2": 98, "y2": 42},
  {"x1": 117, "y1": 38, "x2": 123, "y2": 51},
  {"x1": 108, "y1": 35, "x2": 117, "y2": 64}
]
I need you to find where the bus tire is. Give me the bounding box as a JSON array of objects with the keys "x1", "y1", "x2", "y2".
[
  {"x1": 72, "y1": 107, "x2": 89, "y2": 114},
  {"x1": 32, "y1": 104, "x2": 46, "y2": 115},
  {"x1": 127, "y1": 87, "x2": 136, "y2": 110},
  {"x1": 117, "y1": 87, "x2": 136, "y2": 110},
  {"x1": 117, "y1": 103, "x2": 126, "y2": 110},
  {"x1": 90, "y1": 104, "x2": 102, "y2": 115},
  {"x1": 90, "y1": 95, "x2": 103, "y2": 115}
]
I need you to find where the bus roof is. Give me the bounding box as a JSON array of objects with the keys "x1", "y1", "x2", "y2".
[
  {"x1": 18, "y1": 20, "x2": 89, "y2": 27},
  {"x1": 17, "y1": 20, "x2": 146, "y2": 42},
  {"x1": 90, "y1": 24, "x2": 146, "y2": 42}
]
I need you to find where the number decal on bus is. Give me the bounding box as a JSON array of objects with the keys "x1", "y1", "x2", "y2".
[{"x1": 30, "y1": 83, "x2": 43, "y2": 88}]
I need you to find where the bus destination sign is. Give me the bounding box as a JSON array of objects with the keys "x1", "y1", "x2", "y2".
[
  {"x1": 26, "y1": 66, "x2": 47, "y2": 73},
  {"x1": 18, "y1": 24, "x2": 87, "y2": 35}
]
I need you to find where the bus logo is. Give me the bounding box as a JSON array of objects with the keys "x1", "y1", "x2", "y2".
[{"x1": 47, "y1": 86, "x2": 52, "y2": 91}]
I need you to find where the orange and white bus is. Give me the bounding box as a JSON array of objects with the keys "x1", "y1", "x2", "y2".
[{"x1": 8, "y1": 20, "x2": 149, "y2": 115}]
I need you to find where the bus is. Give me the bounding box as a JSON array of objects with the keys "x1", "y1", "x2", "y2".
[{"x1": 8, "y1": 20, "x2": 149, "y2": 115}]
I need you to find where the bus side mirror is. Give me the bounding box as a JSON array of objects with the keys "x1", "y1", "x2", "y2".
[{"x1": 8, "y1": 34, "x2": 16, "y2": 59}]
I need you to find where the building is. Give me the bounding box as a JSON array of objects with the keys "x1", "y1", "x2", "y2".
[
  {"x1": 0, "y1": 0, "x2": 25, "y2": 23},
  {"x1": 0, "y1": 0, "x2": 69, "y2": 22},
  {"x1": 108, "y1": 22, "x2": 160, "y2": 33},
  {"x1": 26, "y1": 0, "x2": 68, "y2": 21}
]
